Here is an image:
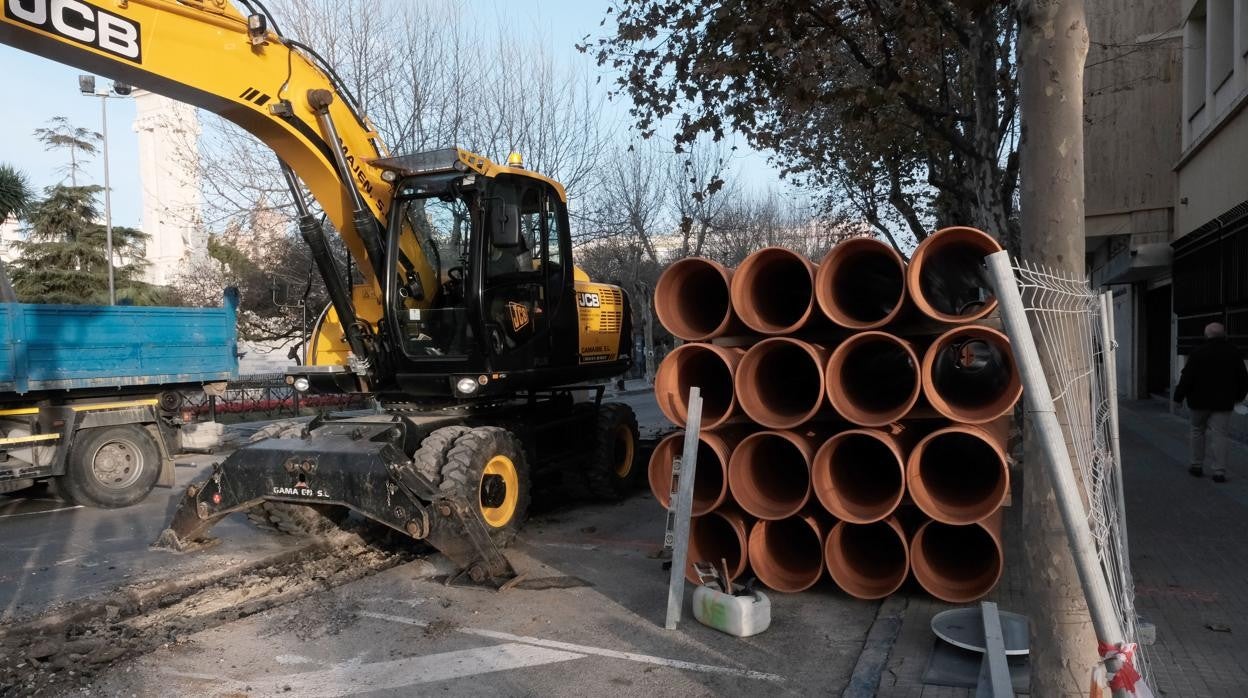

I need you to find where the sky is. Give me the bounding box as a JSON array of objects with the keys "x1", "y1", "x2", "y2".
[{"x1": 0, "y1": 1, "x2": 784, "y2": 230}]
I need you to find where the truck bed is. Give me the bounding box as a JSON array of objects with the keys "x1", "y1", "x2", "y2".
[{"x1": 0, "y1": 292, "x2": 238, "y2": 395}]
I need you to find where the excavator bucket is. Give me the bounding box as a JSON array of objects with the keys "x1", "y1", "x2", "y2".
[{"x1": 154, "y1": 418, "x2": 517, "y2": 588}]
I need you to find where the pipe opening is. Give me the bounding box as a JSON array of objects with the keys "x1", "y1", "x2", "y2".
[
  {"x1": 649, "y1": 436, "x2": 727, "y2": 515},
  {"x1": 657, "y1": 261, "x2": 732, "y2": 340},
  {"x1": 751, "y1": 517, "x2": 824, "y2": 592},
  {"x1": 738, "y1": 341, "x2": 823, "y2": 427},
  {"x1": 831, "y1": 250, "x2": 904, "y2": 325},
  {"x1": 914, "y1": 431, "x2": 1006, "y2": 522},
  {"x1": 731, "y1": 433, "x2": 810, "y2": 519},
  {"x1": 917, "y1": 244, "x2": 995, "y2": 318},
  {"x1": 686, "y1": 512, "x2": 747, "y2": 584},
  {"x1": 912, "y1": 522, "x2": 1002, "y2": 602},
  {"x1": 931, "y1": 338, "x2": 1013, "y2": 412},
  {"x1": 737, "y1": 252, "x2": 813, "y2": 332},
  {"x1": 826, "y1": 521, "x2": 908, "y2": 599},
  {"x1": 659, "y1": 346, "x2": 735, "y2": 426},
  {"x1": 839, "y1": 339, "x2": 917, "y2": 414},
  {"x1": 816, "y1": 433, "x2": 903, "y2": 522}
]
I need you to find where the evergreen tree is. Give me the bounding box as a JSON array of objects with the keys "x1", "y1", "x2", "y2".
[
  {"x1": 0, "y1": 163, "x2": 33, "y2": 222},
  {"x1": 33, "y1": 117, "x2": 100, "y2": 187},
  {"x1": 10, "y1": 185, "x2": 157, "y2": 304}
]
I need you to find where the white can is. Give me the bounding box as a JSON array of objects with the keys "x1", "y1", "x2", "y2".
[{"x1": 692, "y1": 585, "x2": 771, "y2": 637}]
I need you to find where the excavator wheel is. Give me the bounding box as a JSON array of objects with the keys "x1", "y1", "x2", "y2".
[
  {"x1": 439, "y1": 427, "x2": 531, "y2": 547},
  {"x1": 243, "y1": 420, "x2": 347, "y2": 536},
  {"x1": 246, "y1": 501, "x2": 349, "y2": 536},
  {"x1": 412, "y1": 425, "x2": 472, "y2": 485},
  {"x1": 583, "y1": 403, "x2": 641, "y2": 501}
]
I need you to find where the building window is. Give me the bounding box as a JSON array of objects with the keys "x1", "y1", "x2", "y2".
[
  {"x1": 1173, "y1": 211, "x2": 1248, "y2": 353},
  {"x1": 1210, "y1": 0, "x2": 1234, "y2": 92},
  {"x1": 1186, "y1": 6, "x2": 1208, "y2": 119}
]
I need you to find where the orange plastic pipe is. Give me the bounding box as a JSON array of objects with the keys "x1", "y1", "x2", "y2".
[
  {"x1": 825, "y1": 331, "x2": 922, "y2": 427},
  {"x1": 910, "y1": 509, "x2": 1004, "y2": 603},
  {"x1": 734, "y1": 337, "x2": 830, "y2": 429},
  {"x1": 747, "y1": 511, "x2": 826, "y2": 593},
  {"x1": 684, "y1": 506, "x2": 752, "y2": 584},
  {"x1": 824, "y1": 516, "x2": 909, "y2": 600},
  {"x1": 815, "y1": 237, "x2": 908, "y2": 329},
  {"x1": 729, "y1": 247, "x2": 819, "y2": 335},
  {"x1": 647, "y1": 430, "x2": 742, "y2": 516},
  {"x1": 921, "y1": 324, "x2": 1022, "y2": 423},
  {"x1": 906, "y1": 421, "x2": 1010, "y2": 525},
  {"x1": 728, "y1": 430, "x2": 820, "y2": 520},
  {"x1": 811, "y1": 428, "x2": 907, "y2": 524},
  {"x1": 905, "y1": 226, "x2": 1002, "y2": 324},
  {"x1": 654, "y1": 257, "x2": 741, "y2": 341},
  {"x1": 654, "y1": 343, "x2": 744, "y2": 430}
]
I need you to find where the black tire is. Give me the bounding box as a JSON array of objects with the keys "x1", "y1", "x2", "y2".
[
  {"x1": 412, "y1": 425, "x2": 471, "y2": 485},
  {"x1": 584, "y1": 403, "x2": 641, "y2": 501},
  {"x1": 439, "y1": 427, "x2": 531, "y2": 546},
  {"x1": 59, "y1": 425, "x2": 161, "y2": 508},
  {"x1": 247, "y1": 420, "x2": 305, "y2": 443},
  {"x1": 241, "y1": 419, "x2": 347, "y2": 535},
  {"x1": 247, "y1": 500, "x2": 348, "y2": 536}
]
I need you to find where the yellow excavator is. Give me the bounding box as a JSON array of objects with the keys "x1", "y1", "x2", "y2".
[{"x1": 1, "y1": 0, "x2": 637, "y2": 585}]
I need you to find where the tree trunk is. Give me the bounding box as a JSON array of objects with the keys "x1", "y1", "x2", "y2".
[
  {"x1": 1017, "y1": 0, "x2": 1096, "y2": 694},
  {"x1": 639, "y1": 285, "x2": 657, "y2": 385}
]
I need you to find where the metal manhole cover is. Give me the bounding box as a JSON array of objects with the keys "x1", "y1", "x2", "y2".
[{"x1": 931, "y1": 607, "x2": 1030, "y2": 655}]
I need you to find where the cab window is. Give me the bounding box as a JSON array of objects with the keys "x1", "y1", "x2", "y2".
[{"x1": 487, "y1": 186, "x2": 540, "y2": 281}]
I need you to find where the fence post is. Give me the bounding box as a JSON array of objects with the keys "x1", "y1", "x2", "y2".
[
  {"x1": 984, "y1": 252, "x2": 1127, "y2": 685},
  {"x1": 1099, "y1": 291, "x2": 1130, "y2": 568}
]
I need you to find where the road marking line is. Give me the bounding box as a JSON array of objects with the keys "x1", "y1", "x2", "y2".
[
  {"x1": 166, "y1": 642, "x2": 583, "y2": 696},
  {"x1": 0, "y1": 505, "x2": 82, "y2": 519},
  {"x1": 359, "y1": 610, "x2": 785, "y2": 682}
]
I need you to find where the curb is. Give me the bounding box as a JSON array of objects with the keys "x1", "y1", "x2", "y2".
[{"x1": 842, "y1": 595, "x2": 908, "y2": 697}]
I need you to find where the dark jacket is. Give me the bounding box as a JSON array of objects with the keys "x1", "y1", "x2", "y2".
[{"x1": 1174, "y1": 337, "x2": 1248, "y2": 411}]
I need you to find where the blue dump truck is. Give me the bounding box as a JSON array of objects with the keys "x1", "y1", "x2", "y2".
[{"x1": 0, "y1": 290, "x2": 239, "y2": 507}]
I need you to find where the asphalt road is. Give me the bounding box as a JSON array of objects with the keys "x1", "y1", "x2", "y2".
[
  {"x1": 84, "y1": 494, "x2": 877, "y2": 697},
  {"x1": 0, "y1": 453, "x2": 299, "y2": 622},
  {"x1": 0, "y1": 391, "x2": 666, "y2": 621},
  {"x1": 2, "y1": 389, "x2": 881, "y2": 696}
]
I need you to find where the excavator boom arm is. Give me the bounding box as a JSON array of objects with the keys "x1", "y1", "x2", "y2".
[{"x1": 0, "y1": 0, "x2": 420, "y2": 305}]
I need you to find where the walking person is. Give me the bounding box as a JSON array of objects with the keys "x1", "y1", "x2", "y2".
[{"x1": 1173, "y1": 322, "x2": 1248, "y2": 482}]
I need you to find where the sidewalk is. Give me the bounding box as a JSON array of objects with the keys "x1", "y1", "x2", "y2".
[
  {"x1": 875, "y1": 400, "x2": 1248, "y2": 696},
  {"x1": 1116, "y1": 399, "x2": 1248, "y2": 696}
]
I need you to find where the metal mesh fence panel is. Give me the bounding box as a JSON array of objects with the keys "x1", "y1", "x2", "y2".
[{"x1": 996, "y1": 257, "x2": 1150, "y2": 687}]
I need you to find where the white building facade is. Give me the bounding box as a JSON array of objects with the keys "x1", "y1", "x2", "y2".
[{"x1": 132, "y1": 90, "x2": 207, "y2": 285}]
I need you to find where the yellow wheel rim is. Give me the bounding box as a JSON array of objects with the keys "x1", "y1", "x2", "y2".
[
  {"x1": 480, "y1": 455, "x2": 519, "y2": 528},
  {"x1": 613, "y1": 425, "x2": 636, "y2": 478}
]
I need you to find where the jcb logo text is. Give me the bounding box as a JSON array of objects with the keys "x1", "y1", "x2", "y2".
[{"x1": 6, "y1": 0, "x2": 142, "y2": 63}]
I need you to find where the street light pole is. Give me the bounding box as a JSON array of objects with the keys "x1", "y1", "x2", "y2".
[
  {"x1": 99, "y1": 93, "x2": 115, "y2": 305},
  {"x1": 79, "y1": 75, "x2": 129, "y2": 305}
]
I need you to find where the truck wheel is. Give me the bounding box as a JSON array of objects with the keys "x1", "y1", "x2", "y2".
[
  {"x1": 439, "y1": 427, "x2": 531, "y2": 546},
  {"x1": 585, "y1": 403, "x2": 641, "y2": 501},
  {"x1": 60, "y1": 425, "x2": 161, "y2": 508}
]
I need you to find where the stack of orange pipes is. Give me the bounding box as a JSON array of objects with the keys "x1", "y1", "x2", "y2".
[{"x1": 650, "y1": 227, "x2": 1019, "y2": 603}]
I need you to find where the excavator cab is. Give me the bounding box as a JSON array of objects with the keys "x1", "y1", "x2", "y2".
[{"x1": 297, "y1": 148, "x2": 625, "y2": 403}]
